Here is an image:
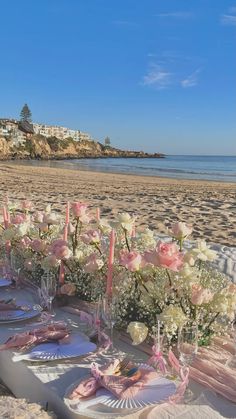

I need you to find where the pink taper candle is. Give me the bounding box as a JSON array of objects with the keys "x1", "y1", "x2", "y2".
[
  {"x1": 63, "y1": 224, "x2": 68, "y2": 241},
  {"x1": 65, "y1": 201, "x2": 70, "y2": 225},
  {"x1": 106, "y1": 229, "x2": 115, "y2": 297},
  {"x1": 63, "y1": 202, "x2": 70, "y2": 242},
  {"x1": 96, "y1": 207, "x2": 100, "y2": 222},
  {"x1": 2, "y1": 207, "x2": 8, "y2": 228},
  {"x1": 131, "y1": 223, "x2": 136, "y2": 238}
]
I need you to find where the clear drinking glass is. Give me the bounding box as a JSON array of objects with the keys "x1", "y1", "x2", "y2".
[
  {"x1": 41, "y1": 273, "x2": 57, "y2": 316},
  {"x1": 178, "y1": 324, "x2": 198, "y2": 402},
  {"x1": 102, "y1": 296, "x2": 117, "y2": 354}
]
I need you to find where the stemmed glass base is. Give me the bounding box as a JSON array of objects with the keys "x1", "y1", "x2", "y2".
[
  {"x1": 47, "y1": 298, "x2": 56, "y2": 318},
  {"x1": 182, "y1": 388, "x2": 195, "y2": 403}
]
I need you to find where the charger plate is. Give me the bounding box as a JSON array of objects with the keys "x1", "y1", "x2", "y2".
[
  {"x1": 13, "y1": 333, "x2": 96, "y2": 362},
  {"x1": 0, "y1": 305, "x2": 42, "y2": 323},
  {"x1": 64, "y1": 364, "x2": 177, "y2": 418}
]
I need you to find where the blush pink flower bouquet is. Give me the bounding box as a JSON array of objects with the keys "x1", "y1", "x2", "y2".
[{"x1": 0, "y1": 199, "x2": 234, "y2": 345}]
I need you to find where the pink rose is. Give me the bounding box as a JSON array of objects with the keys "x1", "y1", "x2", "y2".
[
  {"x1": 11, "y1": 214, "x2": 26, "y2": 225},
  {"x1": 31, "y1": 239, "x2": 47, "y2": 253},
  {"x1": 191, "y1": 284, "x2": 214, "y2": 305},
  {"x1": 83, "y1": 253, "x2": 104, "y2": 273},
  {"x1": 71, "y1": 202, "x2": 88, "y2": 218},
  {"x1": 144, "y1": 241, "x2": 183, "y2": 272},
  {"x1": 81, "y1": 230, "x2": 100, "y2": 245},
  {"x1": 119, "y1": 250, "x2": 143, "y2": 272},
  {"x1": 50, "y1": 239, "x2": 71, "y2": 260},
  {"x1": 60, "y1": 283, "x2": 77, "y2": 296},
  {"x1": 21, "y1": 200, "x2": 33, "y2": 211},
  {"x1": 42, "y1": 255, "x2": 59, "y2": 269},
  {"x1": 171, "y1": 222, "x2": 193, "y2": 240}
]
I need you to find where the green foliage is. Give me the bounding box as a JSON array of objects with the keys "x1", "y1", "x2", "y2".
[
  {"x1": 24, "y1": 139, "x2": 35, "y2": 155},
  {"x1": 47, "y1": 136, "x2": 61, "y2": 151},
  {"x1": 20, "y1": 104, "x2": 32, "y2": 122},
  {"x1": 104, "y1": 136, "x2": 111, "y2": 147},
  {"x1": 47, "y1": 136, "x2": 75, "y2": 151}
]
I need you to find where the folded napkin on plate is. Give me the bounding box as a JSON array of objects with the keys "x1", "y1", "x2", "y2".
[
  {"x1": 190, "y1": 336, "x2": 236, "y2": 403},
  {"x1": 69, "y1": 359, "x2": 159, "y2": 400},
  {"x1": 0, "y1": 322, "x2": 70, "y2": 351}
]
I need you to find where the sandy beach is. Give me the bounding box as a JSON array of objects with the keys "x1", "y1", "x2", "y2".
[{"x1": 0, "y1": 162, "x2": 235, "y2": 247}]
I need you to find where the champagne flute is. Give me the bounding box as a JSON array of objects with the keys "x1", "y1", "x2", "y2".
[
  {"x1": 10, "y1": 251, "x2": 22, "y2": 286},
  {"x1": 178, "y1": 324, "x2": 198, "y2": 402},
  {"x1": 151, "y1": 319, "x2": 168, "y2": 376},
  {"x1": 102, "y1": 296, "x2": 117, "y2": 354},
  {"x1": 41, "y1": 273, "x2": 57, "y2": 316}
]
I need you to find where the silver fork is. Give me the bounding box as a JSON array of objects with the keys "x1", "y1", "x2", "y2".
[{"x1": 114, "y1": 357, "x2": 131, "y2": 374}]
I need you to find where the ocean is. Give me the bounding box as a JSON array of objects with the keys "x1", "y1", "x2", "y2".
[{"x1": 13, "y1": 155, "x2": 236, "y2": 182}]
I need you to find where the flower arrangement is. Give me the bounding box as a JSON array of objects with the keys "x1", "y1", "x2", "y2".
[{"x1": 1, "y1": 199, "x2": 235, "y2": 346}]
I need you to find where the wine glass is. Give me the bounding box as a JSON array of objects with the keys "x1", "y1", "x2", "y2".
[
  {"x1": 41, "y1": 273, "x2": 57, "y2": 316},
  {"x1": 178, "y1": 324, "x2": 198, "y2": 402},
  {"x1": 226, "y1": 317, "x2": 236, "y2": 369},
  {"x1": 10, "y1": 251, "x2": 22, "y2": 286},
  {"x1": 151, "y1": 320, "x2": 168, "y2": 376},
  {"x1": 102, "y1": 296, "x2": 117, "y2": 354}
]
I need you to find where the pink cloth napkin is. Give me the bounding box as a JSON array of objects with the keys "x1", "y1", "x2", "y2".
[
  {"x1": 0, "y1": 322, "x2": 70, "y2": 351},
  {"x1": 190, "y1": 337, "x2": 236, "y2": 403},
  {"x1": 69, "y1": 359, "x2": 159, "y2": 400}
]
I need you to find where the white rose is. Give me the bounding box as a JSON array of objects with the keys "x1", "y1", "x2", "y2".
[
  {"x1": 74, "y1": 249, "x2": 84, "y2": 262},
  {"x1": 43, "y1": 212, "x2": 60, "y2": 225},
  {"x1": 16, "y1": 223, "x2": 29, "y2": 237},
  {"x1": 98, "y1": 219, "x2": 112, "y2": 234},
  {"x1": 171, "y1": 222, "x2": 193, "y2": 240},
  {"x1": 117, "y1": 212, "x2": 135, "y2": 232},
  {"x1": 192, "y1": 240, "x2": 217, "y2": 262}
]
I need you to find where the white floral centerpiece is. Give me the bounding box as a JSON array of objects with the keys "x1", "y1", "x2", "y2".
[{"x1": 0, "y1": 200, "x2": 235, "y2": 346}]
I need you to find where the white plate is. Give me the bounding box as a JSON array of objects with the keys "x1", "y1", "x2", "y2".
[
  {"x1": 0, "y1": 278, "x2": 12, "y2": 287},
  {"x1": 64, "y1": 364, "x2": 177, "y2": 417},
  {"x1": 13, "y1": 333, "x2": 96, "y2": 362}
]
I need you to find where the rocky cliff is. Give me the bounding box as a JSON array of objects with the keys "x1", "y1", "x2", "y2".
[{"x1": 0, "y1": 135, "x2": 165, "y2": 160}]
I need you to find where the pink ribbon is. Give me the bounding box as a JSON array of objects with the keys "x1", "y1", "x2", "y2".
[
  {"x1": 148, "y1": 345, "x2": 167, "y2": 374},
  {"x1": 91, "y1": 362, "x2": 102, "y2": 380}
]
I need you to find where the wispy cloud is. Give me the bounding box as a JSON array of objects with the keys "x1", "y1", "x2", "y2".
[
  {"x1": 181, "y1": 69, "x2": 201, "y2": 88},
  {"x1": 112, "y1": 20, "x2": 138, "y2": 27},
  {"x1": 156, "y1": 12, "x2": 193, "y2": 19},
  {"x1": 142, "y1": 64, "x2": 172, "y2": 89},
  {"x1": 221, "y1": 6, "x2": 236, "y2": 26}
]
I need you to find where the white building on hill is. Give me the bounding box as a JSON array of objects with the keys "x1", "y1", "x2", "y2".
[{"x1": 33, "y1": 123, "x2": 92, "y2": 142}]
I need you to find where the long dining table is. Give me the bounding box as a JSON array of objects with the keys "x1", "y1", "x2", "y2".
[{"x1": 0, "y1": 240, "x2": 236, "y2": 419}]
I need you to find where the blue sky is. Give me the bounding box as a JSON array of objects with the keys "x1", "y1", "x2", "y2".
[{"x1": 0, "y1": 0, "x2": 235, "y2": 155}]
